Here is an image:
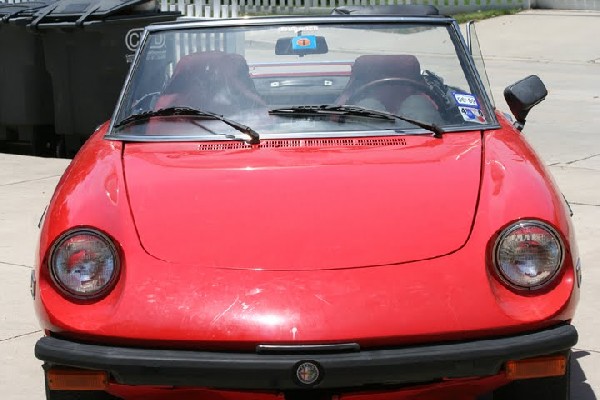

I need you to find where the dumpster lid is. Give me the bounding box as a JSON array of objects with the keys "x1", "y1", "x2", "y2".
[
  {"x1": 0, "y1": 1, "x2": 54, "y2": 21},
  {"x1": 31, "y1": 0, "x2": 163, "y2": 24}
]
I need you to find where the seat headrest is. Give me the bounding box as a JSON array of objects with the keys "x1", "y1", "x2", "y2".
[
  {"x1": 351, "y1": 55, "x2": 421, "y2": 82},
  {"x1": 173, "y1": 51, "x2": 250, "y2": 77},
  {"x1": 163, "y1": 51, "x2": 251, "y2": 95}
]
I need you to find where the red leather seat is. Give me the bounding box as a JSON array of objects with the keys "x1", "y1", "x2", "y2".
[{"x1": 155, "y1": 51, "x2": 266, "y2": 115}]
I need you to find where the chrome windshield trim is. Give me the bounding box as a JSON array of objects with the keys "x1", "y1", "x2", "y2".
[
  {"x1": 144, "y1": 15, "x2": 456, "y2": 33},
  {"x1": 106, "y1": 124, "x2": 501, "y2": 143},
  {"x1": 107, "y1": 27, "x2": 150, "y2": 136},
  {"x1": 449, "y1": 20, "x2": 497, "y2": 120}
]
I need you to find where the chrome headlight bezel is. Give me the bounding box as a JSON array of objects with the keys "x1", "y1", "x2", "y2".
[
  {"x1": 48, "y1": 228, "x2": 121, "y2": 300},
  {"x1": 493, "y1": 220, "x2": 565, "y2": 291}
]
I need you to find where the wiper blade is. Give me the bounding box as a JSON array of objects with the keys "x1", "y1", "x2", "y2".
[
  {"x1": 114, "y1": 106, "x2": 260, "y2": 144},
  {"x1": 269, "y1": 105, "x2": 444, "y2": 138},
  {"x1": 269, "y1": 105, "x2": 393, "y2": 120}
]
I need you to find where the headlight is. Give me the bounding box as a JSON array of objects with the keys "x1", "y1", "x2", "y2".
[
  {"x1": 493, "y1": 220, "x2": 564, "y2": 290},
  {"x1": 49, "y1": 229, "x2": 120, "y2": 299}
]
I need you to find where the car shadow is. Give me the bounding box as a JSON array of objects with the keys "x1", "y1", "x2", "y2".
[{"x1": 572, "y1": 350, "x2": 597, "y2": 400}]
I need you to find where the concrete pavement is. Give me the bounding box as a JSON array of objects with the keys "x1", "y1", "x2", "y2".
[
  {"x1": 0, "y1": 154, "x2": 70, "y2": 399},
  {"x1": 477, "y1": 9, "x2": 600, "y2": 399},
  {"x1": 0, "y1": 9, "x2": 598, "y2": 399}
]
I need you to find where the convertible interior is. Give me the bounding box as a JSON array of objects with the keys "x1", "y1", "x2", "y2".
[{"x1": 152, "y1": 50, "x2": 444, "y2": 120}]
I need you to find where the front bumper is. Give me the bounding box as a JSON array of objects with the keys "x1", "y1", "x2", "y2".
[{"x1": 35, "y1": 324, "x2": 577, "y2": 391}]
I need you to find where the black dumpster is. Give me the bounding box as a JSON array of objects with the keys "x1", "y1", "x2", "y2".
[
  {"x1": 30, "y1": 0, "x2": 179, "y2": 156},
  {"x1": 0, "y1": 1, "x2": 56, "y2": 155}
]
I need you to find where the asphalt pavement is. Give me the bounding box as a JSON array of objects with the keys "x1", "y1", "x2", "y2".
[{"x1": 0, "y1": 9, "x2": 598, "y2": 399}]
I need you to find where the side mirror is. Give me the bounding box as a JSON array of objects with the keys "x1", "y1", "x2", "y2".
[{"x1": 504, "y1": 75, "x2": 547, "y2": 131}]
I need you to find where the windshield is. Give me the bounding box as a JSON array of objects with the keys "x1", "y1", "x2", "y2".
[{"x1": 111, "y1": 20, "x2": 496, "y2": 140}]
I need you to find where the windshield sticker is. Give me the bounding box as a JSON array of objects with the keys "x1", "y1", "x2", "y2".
[
  {"x1": 459, "y1": 106, "x2": 486, "y2": 124},
  {"x1": 292, "y1": 35, "x2": 317, "y2": 50},
  {"x1": 453, "y1": 92, "x2": 479, "y2": 108}
]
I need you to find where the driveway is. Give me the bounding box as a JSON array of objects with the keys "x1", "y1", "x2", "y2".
[{"x1": 477, "y1": 9, "x2": 600, "y2": 399}]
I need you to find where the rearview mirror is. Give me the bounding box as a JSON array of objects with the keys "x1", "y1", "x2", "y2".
[
  {"x1": 504, "y1": 75, "x2": 547, "y2": 131},
  {"x1": 275, "y1": 35, "x2": 329, "y2": 56}
]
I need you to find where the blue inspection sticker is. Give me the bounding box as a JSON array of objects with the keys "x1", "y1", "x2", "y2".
[
  {"x1": 458, "y1": 106, "x2": 486, "y2": 124},
  {"x1": 292, "y1": 35, "x2": 317, "y2": 50},
  {"x1": 452, "y1": 92, "x2": 480, "y2": 108}
]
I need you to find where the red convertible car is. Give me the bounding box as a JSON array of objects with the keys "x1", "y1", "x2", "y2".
[{"x1": 32, "y1": 6, "x2": 580, "y2": 400}]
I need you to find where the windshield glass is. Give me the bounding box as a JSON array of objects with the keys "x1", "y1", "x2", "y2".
[{"x1": 111, "y1": 21, "x2": 496, "y2": 140}]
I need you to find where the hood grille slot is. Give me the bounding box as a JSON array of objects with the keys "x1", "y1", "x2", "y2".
[{"x1": 196, "y1": 137, "x2": 406, "y2": 151}]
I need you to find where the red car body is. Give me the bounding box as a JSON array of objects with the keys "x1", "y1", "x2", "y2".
[
  {"x1": 33, "y1": 10, "x2": 579, "y2": 400},
  {"x1": 34, "y1": 115, "x2": 579, "y2": 399}
]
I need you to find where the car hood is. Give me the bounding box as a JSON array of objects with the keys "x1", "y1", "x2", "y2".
[{"x1": 123, "y1": 134, "x2": 482, "y2": 270}]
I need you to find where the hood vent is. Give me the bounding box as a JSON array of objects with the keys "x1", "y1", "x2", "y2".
[{"x1": 196, "y1": 137, "x2": 407, "y2": 151}]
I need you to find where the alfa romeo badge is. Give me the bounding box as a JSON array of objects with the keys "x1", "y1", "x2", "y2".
[{"x1": 295, "y1": 361, "x2": 321, "y2": 386}]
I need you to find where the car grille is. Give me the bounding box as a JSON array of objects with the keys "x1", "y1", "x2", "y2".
[{"x1": 196, "y1": 137, "x2": 407, "y2": 151}]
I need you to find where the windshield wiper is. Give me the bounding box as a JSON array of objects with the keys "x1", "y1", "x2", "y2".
[
  {"x1": 269, "y1": 105, "x2": 444, "y2": 138},
  {"x1": 113, "y1": 106, "x2": 260, "y2": 145}
]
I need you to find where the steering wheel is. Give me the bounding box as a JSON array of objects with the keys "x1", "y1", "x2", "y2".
[{"x1": 346, "y1": 77, "x2": 443, "y2": 112}]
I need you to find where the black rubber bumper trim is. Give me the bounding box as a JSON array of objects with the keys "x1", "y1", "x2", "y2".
[{"x1": 35, "y1": 324, "x2": 577, "y2": 390}]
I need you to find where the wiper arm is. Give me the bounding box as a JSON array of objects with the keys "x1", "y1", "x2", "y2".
[
  {"x1": 269, "y1": 105, "x2": 444, "y2": 138},
  {"x1": 114, "y1": 106, "x2": 260, "y2": 145}
]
